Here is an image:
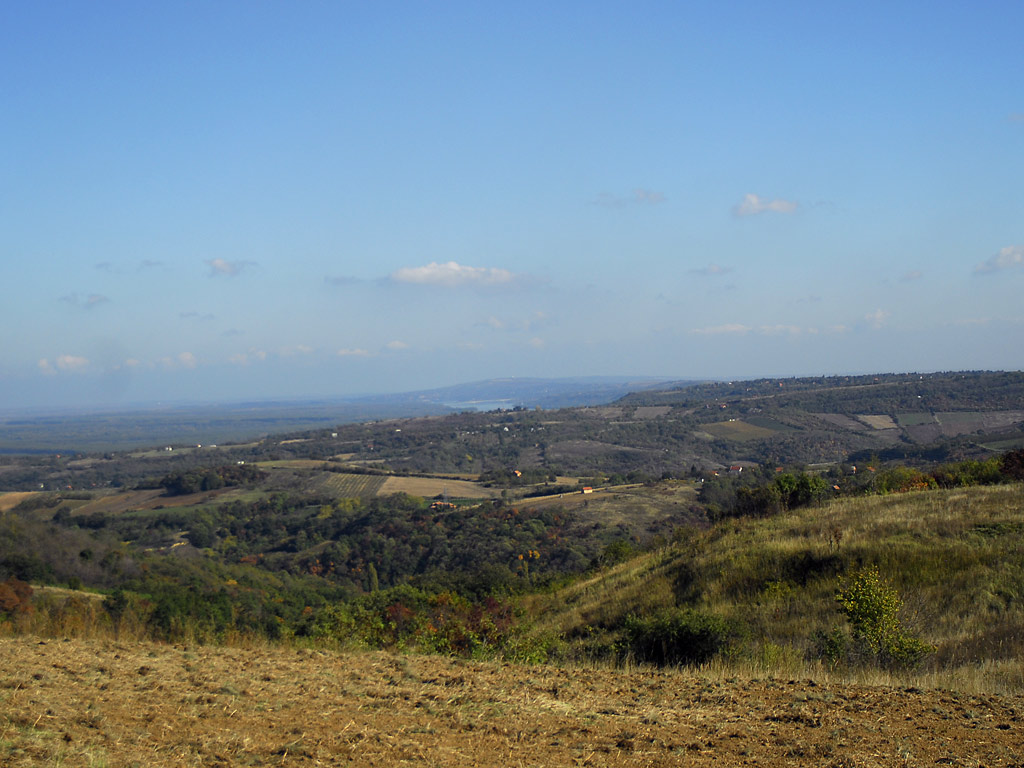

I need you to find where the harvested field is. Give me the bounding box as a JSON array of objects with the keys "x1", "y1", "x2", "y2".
[
  {"x1": 64, "y1": 493, "x2": 169, "y2": 518},
  {"x1": 935, "y1": 411, "x2": 1024, "y2": 438},
  {"x1": 1, "y1": 636, "x2": 1022, "y2": 767},
  {"x1": 701, "y1": 420, "x2": 776, "y2": 441},
  {"x1": 813, "y1": 413, "x2": 867, "y2": 431},
  {"x1": 896, "y1": 412, "x2": 936, "y2": 426},
  {"x1": 855, "y1": 414, "x2": 898, "y2": 430},
  {"x1": 310, "y1": 473, "x2": 386, "y2": 499},
  {"x1": 379, "y1": 476, "x2": 495, "y2": 499},
  {"x1": 0, "y1": 492, "x2": 37, "y2": 512},
  {"x1": 633, "y1": 406, "x2": 672, "y2": 419}
]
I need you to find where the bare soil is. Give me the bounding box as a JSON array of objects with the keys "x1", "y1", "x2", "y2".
[{"x1": 2, "y1": 636, "x2": 1021, "y2": 767}]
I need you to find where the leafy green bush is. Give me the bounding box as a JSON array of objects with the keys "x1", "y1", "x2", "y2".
[
  {"x1": 833, "y1": 566, "x2": 933, "y2": 669},
  {"x1": 621, "y1": 609, "x2": 729, "y2": 666}
]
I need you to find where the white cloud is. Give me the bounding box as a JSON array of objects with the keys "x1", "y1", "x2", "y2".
[
  {"x1": 58, "y1": 354, "x2": 90, "y2": 371},
  {"x1": 229, "y1": 349, "x2": 268, "y2": 366},
  {"x1": 690, "y1": 323, "x2": 752, "y2": 335},
  {"x1": 60, "y1": 293, "x2": 110, "y2": 309},
  {"x1": 528, "y1": 337, "x2": 545, "y2": 348},
  {"x1": 159, "y1": 352, "x2": 198, "y2": 370},
  {"x1": 864, "y1": 309, "x2": 890, "y2": 329},
  {"x1": 389, "y1": 261, "x2": 520, "y2": 288},
  {"x1": 40, "y1": 354, "x2": 90, "y2": 373},
  {"x1": 758, "y1": 325, "x2": 802, "y2": 336},
  {"x1": 337, "y1": 348, "x2": 371, "y2": 357},
  {"x1": 180, "y1": 311, "x2": 215, "y2": 321},
  {"x1": 386, "y1": 340, "x2": 410, "y2": 351},
  {"x1": 975, "y1": 245, "x2": 1024, "y2": 274},
  {"x1": 206, "y1": 258, "x2": 253, "y2": 277},
  {"x1": 279, "y1": 345, "x2": 312, "y2": 357},
  {"x1": 734, "y1": 193, "x2": 798, "y2": 217}
]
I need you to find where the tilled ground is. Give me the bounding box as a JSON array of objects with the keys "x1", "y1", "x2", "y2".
[{"x1": 1, "y1": 636, "x2": 1021, "y2": 767}]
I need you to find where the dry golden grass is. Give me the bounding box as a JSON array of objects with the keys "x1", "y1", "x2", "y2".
[
  {"x1": 0, "y1": 493, "x2": 37, "y2": 512},
  {"x1": 378, "y1": 476, "x2": 495, "y2": 499},
  {"x1": 529, "y1": 483, "x2": 1024, "y2": 693}
]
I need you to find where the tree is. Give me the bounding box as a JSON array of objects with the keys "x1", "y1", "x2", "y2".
[{"x1": 835, "y1": 566, "x2": 932, "y2": 668}]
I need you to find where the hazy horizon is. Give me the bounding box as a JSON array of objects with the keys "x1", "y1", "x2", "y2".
[{"x1": 4, "y1": 3, "x2": 1022, "y2": 411}]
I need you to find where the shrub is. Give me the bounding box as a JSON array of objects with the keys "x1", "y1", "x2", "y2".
[
  {"x1": 834, "y1": 566, "x2": 933, "y2": 669},
  {"x1": 621, "y1": 609, "x2": 729, "y2": 666}
]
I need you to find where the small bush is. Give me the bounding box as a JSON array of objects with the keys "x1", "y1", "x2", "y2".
[
  {"x1": 834, "y1": 566, "x2": 933, "y2": 669},
  {"x1": 621, "y1": 609, "x2": 729, "y2": 666}
]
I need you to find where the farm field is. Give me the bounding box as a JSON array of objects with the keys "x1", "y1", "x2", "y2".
[
  {"x1": 701, "y1": 420, "x2": 777, "y2": 441},
  {"x1": 308, "y1": 472, "x2": 387, "y2": 499},
  {"x1": 0, "y1": 492, "x2": 36, "y2": 512},
  {"x1": 378, "y1": 475, "x2": 494, "y2": 499},
  {"x1": 1, "y1": 636, "x2": 1021, "y2": 768},
  {"x1": 854, "y1": 414, "x2": 898, "y2": 430}
]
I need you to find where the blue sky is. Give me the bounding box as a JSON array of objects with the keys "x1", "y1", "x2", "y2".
[{"x1": 2, "y1": 1, "x2": 1022, "y2": 410}]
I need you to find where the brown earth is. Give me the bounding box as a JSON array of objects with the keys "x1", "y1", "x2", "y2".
[{"x1": 2, "y1": 636, "x2": 1021, "y2": 767}]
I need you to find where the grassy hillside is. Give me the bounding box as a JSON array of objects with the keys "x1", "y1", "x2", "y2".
[{"x1": 525, "y1": 483, "x2": 1024, "y2": 692}]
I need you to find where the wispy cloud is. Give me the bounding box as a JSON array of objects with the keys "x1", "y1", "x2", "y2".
[
  {"x1": 158, "y1": 352, "x2": 198, "y2": 370},
  {"x1": 690, "y1": 323, "x2": 752, "y2": 336},
  {"x1": 385, "y1": 340, "x2": 410, "y2": 351},
  {"x1": 337, "y1": 348, "x2": 372, "y2": 357},
  {"x1": 228, "y1": 349, "x2": 268, "y2": 366},
  {"x1": 38, "y1": 355, "x2": 91, "y2": 375},
  {"x1": 592, "y1": 188, "x2": 666, "y2": 208},
  {"x1": 864, "y1": 308, "x2": 890, "y2": 329},
  {"x1": 759, "y1": 324, "x2": 804, "y2": 336},
  {"x1": 478, "y1": 310, "x2": 548, "y2": 333},
  {"x1": 900, "y1": 270, "x2": 924, "y2": 282},
  {"x1": 279, "y1": 345, "x2": 313, "y2": 357},
  {"x1": 60, "y1": 293, "x2": 110, "y2": 309},
  {"x1": 689, "y1": 264, "x2": 732, "y2": 277},
  {"x1": 206, "y1": 258, "x2": 254, "y2": 277},
  {"x1": 690, "y1": 323, "x2": 840, "y2": 336},
  {"x1": 389, "y1": 261, "x2": 523, "y2": 288},
  {"x1": 179, "y1": 311, "x2": 215, "y2": 321},
  {"x1": 733, "y1": 193, "x2": 798, "y2": 217},
  {"x1": 975, "y1": 245, "x2": 1024, "y2": 274}
]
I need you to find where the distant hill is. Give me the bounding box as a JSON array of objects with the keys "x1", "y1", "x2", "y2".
[{"x1": 0, "y1": 376, "x2": 684, "y2": 454}]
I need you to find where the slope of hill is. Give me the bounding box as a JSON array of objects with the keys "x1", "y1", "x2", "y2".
[{"x1": 525, "y1": 483, "x2": 1024, "y2": 692}]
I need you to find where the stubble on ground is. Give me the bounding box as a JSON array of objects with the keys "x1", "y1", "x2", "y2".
[{"x1": 1, "y1": 636, "x2": 1021, "y2": 767}]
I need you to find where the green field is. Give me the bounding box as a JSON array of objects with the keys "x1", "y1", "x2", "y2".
[
  {"x1": 702, "y1": 420, "x2": 777, "y2": 441},
  {"x1": 896, "y1": 412, "x2": 936, "y2": 426}
]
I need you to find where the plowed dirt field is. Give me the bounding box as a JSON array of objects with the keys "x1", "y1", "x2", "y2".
[{"x1": 1, "y1": 636, "x2": 1021, "y2": 766}]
